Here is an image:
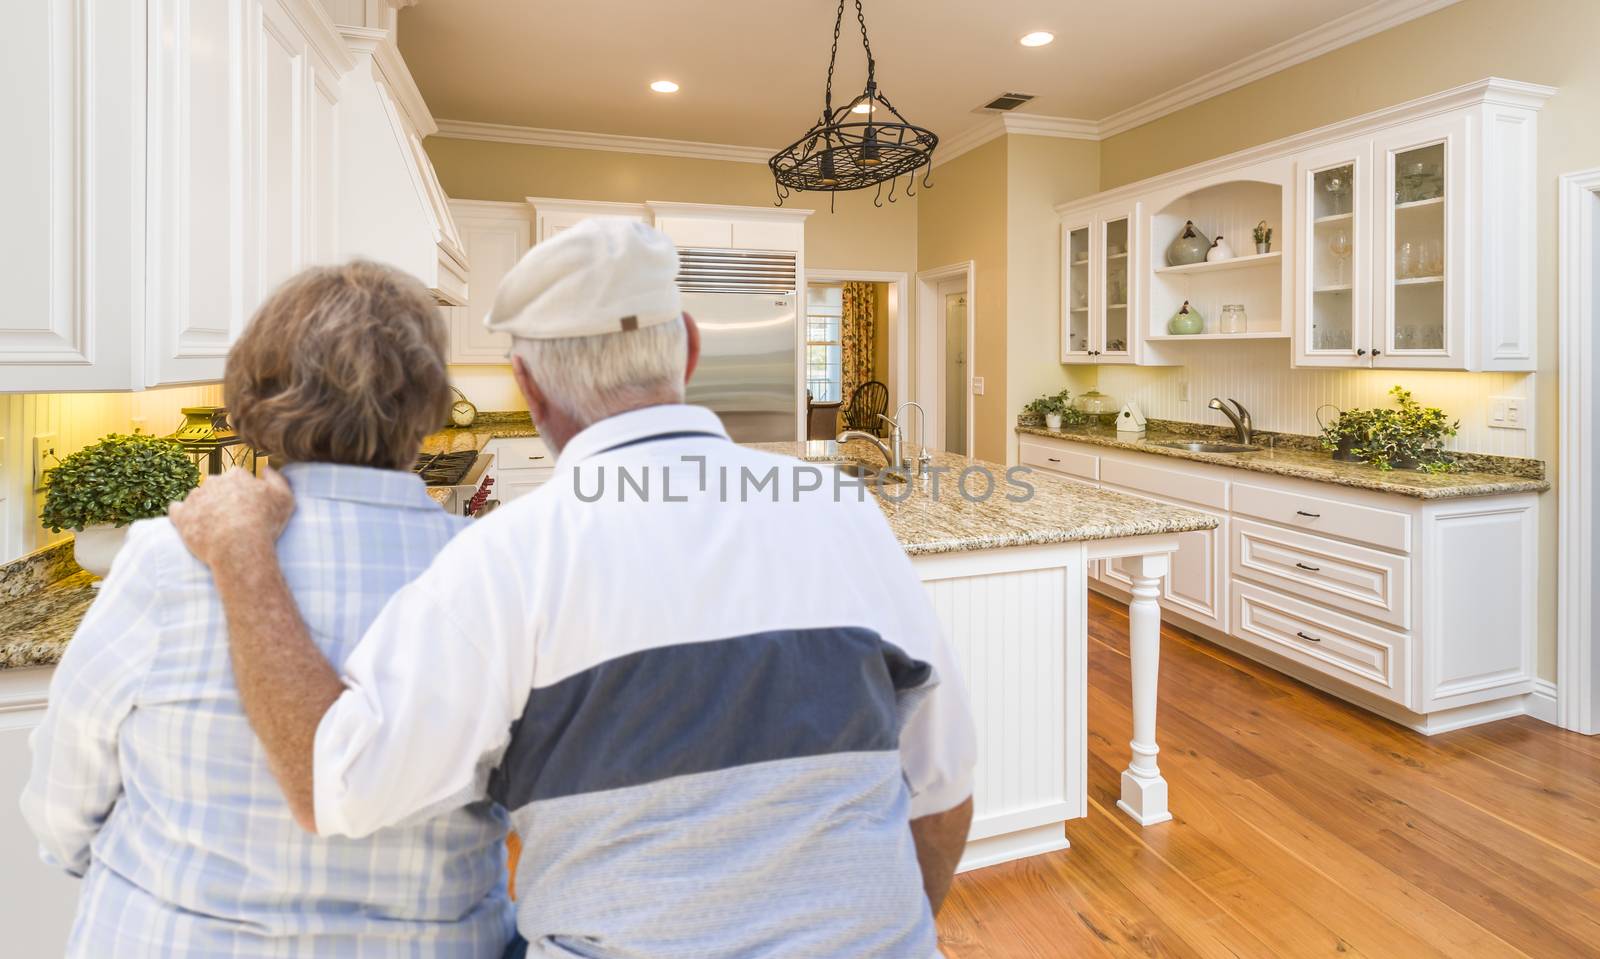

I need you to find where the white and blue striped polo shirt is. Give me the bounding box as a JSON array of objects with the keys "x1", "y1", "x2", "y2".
[{"x1": 313, "y1": 404, "x2": 977, "y2": 958}]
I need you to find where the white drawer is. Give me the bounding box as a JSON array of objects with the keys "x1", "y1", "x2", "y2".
[
  {"x1": 1231, "y1": 580, "x2": 1410, "y2": 706},
  {"x1": 1100, "y1": 457, "x2": 1228, "y2": 511},
  {"x1": 1231, "y1": 519, "x2": 1410, "y2": 629},
  {"x1": 1231, "y1": 481, "x2": 1410, "y2": 553},
  {"x1": 492, "y1": 436, "x2": 553, "y2": 468},
  {"x1": 1019, "y1": 440, "x2": 1098, "y2": 481}
]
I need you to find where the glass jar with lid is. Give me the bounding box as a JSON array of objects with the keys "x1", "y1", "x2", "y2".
[
  {"x1": 1074, "y1": 389, "x2": 1116, "y2": 420},
  {"x1": 1219, "y1": 304, "x2": 1248, "y2": 335}
]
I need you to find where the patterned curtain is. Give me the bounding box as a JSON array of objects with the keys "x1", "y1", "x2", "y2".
[{"x1": 839, "y1": 281, "x2": 877, "y2": 404}]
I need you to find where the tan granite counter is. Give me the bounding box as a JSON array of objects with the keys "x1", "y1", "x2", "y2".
[
  {"x1": 420, "y1": 411, "x2": 538, "y2": 455},
  {"x1": 752, "y1": 440, "x2": 1218, "y2": 557},
  {"x1": 1, "y1": 542, "x2": 94, "y2": 671},
  {"x1": 1016, "y1": 423, "x2": 1549, "y2": 500}
]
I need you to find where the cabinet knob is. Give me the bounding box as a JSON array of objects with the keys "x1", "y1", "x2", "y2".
[
  {"x1": 1372, "y1": 349, "x2": 1382, "y2": 356},
  {"x1": 1356, "y1": 348, "x2": 1367, "y2": 356},
  {"x1": 1295, "y1": 631, "x2": 1323, "y2": 644}
]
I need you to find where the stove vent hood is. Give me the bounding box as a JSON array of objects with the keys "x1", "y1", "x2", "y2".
[{"x1": 335, "y1": 27, "x2": 468, "y2": 306}]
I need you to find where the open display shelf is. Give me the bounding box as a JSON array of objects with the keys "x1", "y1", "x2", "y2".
[
  {"x1": 1146, "y1": 331, "x2": 1291, "y2": 342},
  {"x1": 1154, "y1": 250, "x2": 1281, "y2": 276}
]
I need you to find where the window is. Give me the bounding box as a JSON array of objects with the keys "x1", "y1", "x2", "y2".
[{"x1": 805, "y1": 284, "x2": 843, "y2": 402}]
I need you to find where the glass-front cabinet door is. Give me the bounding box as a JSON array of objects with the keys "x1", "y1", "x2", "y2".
[
  {"x1": 1295, "y1": 139, "x2": 1370, "y2": 367},
  {"x1": 1061, "y1": 220, "x2": 1092, "y2": 362},
  {"x1": 1372, "y1": 116, "x2": 1466, "y2": 369},
  {"x1": 1097, "y1": 211, "x2": 1134, "y2": 362}
]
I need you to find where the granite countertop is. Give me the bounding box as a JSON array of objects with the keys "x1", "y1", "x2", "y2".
[
  {"x1": 753, "y1": 440, "x2": 1218, "y2": 557},
  {"x1": 1016, "y1": 422, "x2": 1550, "y2": 500},
  {"x1": 420, "y1": 411, "x2": 538, "y2": 455},
  {"x1": 0, "y1": 542, "x2": 95, "y2": 671}
]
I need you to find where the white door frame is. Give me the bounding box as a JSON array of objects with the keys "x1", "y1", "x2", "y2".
[
  {"x1": 1558, "y1": 168, "x2": 1600, "y2": 734},
  {"x1": 805, "y1": 270, "x2": 912, "y2": 417},
  {"x1": 915, "y1": 262, "x2": 976, "y2": 455}
]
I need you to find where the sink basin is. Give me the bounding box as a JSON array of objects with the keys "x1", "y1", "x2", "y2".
[
  {"x1": 829, "y1": 461, "x2": 907, "y2": 485},
  {"x1": 1151, "y1": 440, "x2": 1261, "y2": 454}
]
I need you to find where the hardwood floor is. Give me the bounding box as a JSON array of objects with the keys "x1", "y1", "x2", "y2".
[{"x1": 937, "y1": 591, "x2": 1600, "y2": 958}]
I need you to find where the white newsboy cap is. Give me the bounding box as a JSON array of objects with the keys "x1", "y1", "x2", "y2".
[{"x1": 483, "y1": 217, "x2": 682, "y2": 339}]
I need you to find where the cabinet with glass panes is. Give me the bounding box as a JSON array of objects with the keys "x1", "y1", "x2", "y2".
[{"x1": 1059, "y1": 204, "x2": 1140, "y2": 365}]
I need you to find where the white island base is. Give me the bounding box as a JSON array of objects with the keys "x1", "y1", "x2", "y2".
[{"x1": 913, "y1": 534, "x2": 1181, "y2": 873}]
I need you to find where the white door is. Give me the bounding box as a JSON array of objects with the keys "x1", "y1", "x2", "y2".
[{"x1": 936, "y1": 278, "x2": 969, "y2": 455}]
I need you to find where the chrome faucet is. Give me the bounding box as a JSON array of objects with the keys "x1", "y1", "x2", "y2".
[
  {"x1": 1208, "y1": 397, "x2": 1253, "y2": 444},
  {"x1": 838, "y1": 404, "x2": 928, "y2": 476}
]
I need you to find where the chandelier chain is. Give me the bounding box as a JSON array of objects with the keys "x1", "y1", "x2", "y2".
[{"x1": 824, "y1": 0, "x2": 875, "y2": 118}]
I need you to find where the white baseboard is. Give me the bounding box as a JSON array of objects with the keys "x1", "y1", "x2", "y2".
[{"x1": 1524, "y1": 679, "x2": 1561, "y2": 726}]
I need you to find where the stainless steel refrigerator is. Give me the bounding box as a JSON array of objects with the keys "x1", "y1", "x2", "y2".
[{"x1": 678, "y1": 248, "x2": 801, "y2": 442}]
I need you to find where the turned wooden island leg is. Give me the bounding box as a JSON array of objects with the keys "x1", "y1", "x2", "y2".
[{"x1": 1117, "y1": 553, "x2": 1174, "y2": 826}]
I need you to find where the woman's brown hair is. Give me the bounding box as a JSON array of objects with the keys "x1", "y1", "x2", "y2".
[{"x1": 225, "y1": 261, "x2": 449, "y2": 471}]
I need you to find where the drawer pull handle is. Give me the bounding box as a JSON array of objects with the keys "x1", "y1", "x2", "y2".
[
  {"x1": 1294, "y1": 562, "x2": 1321, "y2": 572},
  {"x1": 1296, "y1": 631, "x2": 1323, "y2": 643},
  {"x1": 529, "y1": 455, "x2": 546, "y2": 461},
  {"x1": 1295, "y1": 510, "x2": 1321, "y2": 518},
  {"x1": 1047, "y1": 457, "x2": 1061, "y2": 463}
]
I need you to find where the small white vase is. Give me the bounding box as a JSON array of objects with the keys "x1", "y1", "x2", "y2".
[
  {"x1": 74, "y1": 524, "x2": 129, "y2": 578},
  {"x1": 1045, "y1": 412, "x2": 1063, "y2": 430},
  {"x1": 1206, "y1": 236, "x2": 1235, "y2": 262}
]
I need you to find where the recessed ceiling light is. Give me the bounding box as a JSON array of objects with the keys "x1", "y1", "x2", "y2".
[
  {"x1": 1019, "y1": 31, "x2": 1055, "y2": 47},
  {"x1": 650, "y1": 80, "x2": 679, "y2": 94},
  {"x1": 851, "y1": 101, "x2": 874, "y2": 114}
]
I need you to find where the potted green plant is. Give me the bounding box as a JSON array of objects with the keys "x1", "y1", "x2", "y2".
[
  {"x1": 1022, "y1": 389, "x2": 1088, "y2": 431},
  {"x1": 1318, "y1": 387, "x2": 1458, "y2": 472},
  {"x1": 1253, "y1": 220, "x2": 1273, "y2": 254},
  {"x1": 40, "y1": 434, "x2": 201, "y2": 576}
]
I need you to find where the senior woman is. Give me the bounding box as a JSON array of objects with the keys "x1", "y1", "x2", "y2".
[{"x1": 21, "y1": 262, "x2": 514, "y2": 957}]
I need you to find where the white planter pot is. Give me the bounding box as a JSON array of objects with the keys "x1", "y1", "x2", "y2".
[
  {"x1": 1045, "y1": 412, "x2": 1064, "y2": 430},
  {"x1": 74, "y1": 524, "x2": 129, "y2": 578}
]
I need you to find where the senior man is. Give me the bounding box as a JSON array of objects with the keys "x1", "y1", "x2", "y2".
[{"x1": 169, "y1": 218, "x2": 977, "y2": 958}]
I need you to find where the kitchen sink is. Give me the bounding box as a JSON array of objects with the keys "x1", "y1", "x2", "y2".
[
  {"x1": 829, "y1": 461, "x2": 907, "y2": 485},
  {"x1": 1151, "y1": 440, "x2": 1262, "y2": 454}
]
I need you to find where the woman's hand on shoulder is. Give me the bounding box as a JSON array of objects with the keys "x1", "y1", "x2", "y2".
[{"x1": 167, "y1": 467, "x2": 295, "y2": 572}]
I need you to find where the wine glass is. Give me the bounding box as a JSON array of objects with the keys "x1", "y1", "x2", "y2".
[{"x1": 1327, "y1": 229, "x2": 1352, "y2": 285}]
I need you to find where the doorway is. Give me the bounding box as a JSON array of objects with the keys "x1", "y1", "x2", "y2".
[
  {"x1": 940, "y1": 280, "x2": 969, "y2": 455},
  {"x1": 802, "y1": 270, "x2": 910, "y2": 440},
  {"x1": 915, "y1": 262, "x2": 976, "y2": 456}
]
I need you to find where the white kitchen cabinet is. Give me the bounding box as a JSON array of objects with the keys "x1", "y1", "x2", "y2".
[
  {"x1": 1018, "y1": 431, "x2": 1538, "y2": 732},
  {"x1": 446, "y1": 201, "x2": 530, "y2": 364},
  {"x1": 1, "y1": 0, "x2": 351, "y2": 392},
  {"x1": 1294, "y1": 137, "x2": 1372, "y2": 366},
  {"x1": 529, "y1": 198, "x2": 649, "y2": 245},
  {"x1": 0, "y1": 669, "x2": 78, "y2": 956},
  {"x1": 1061, "y1": 204, "x2": 1142, "y2": 365},
  {"x1": 487, "y1": 436, "x2": 554, "y2": 504}
]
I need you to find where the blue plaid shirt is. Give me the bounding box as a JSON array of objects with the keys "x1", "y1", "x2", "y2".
[{"x1": 22, "y1": 463, "x2": 514, "y2": 958}]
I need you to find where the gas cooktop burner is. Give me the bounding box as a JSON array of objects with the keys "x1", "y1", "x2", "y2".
[{"x1": 412, "y1": 449, "x2": 480, "y2": 486}]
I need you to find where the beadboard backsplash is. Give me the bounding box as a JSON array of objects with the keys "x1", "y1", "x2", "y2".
[{"x1": 1095, "y1": 339, "x2": 1536, "y2": 458}]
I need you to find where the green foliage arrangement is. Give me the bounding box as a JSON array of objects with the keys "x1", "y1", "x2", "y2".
[
  {"x1": 1319, "y1": 386, "x2": 1459, "y2": 472},
  {"x1": 1023, "y1": 389, "x2": 1089, "y2": 426},
  {"x1": 1252, "y1": 220, "x2": 1273, "y2": 246},
  {"x1": 40, "y1": 434, "x2": 201, "y2": 532}
]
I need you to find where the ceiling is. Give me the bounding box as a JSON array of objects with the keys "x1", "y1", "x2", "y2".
[{"x1": 397, "y1": 0, "x2": 1413, "y2": 149}]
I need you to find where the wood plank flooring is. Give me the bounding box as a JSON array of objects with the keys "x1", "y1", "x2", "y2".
[{"x1": 937, "y1": 591, "x2": 1600, "y2": 958}]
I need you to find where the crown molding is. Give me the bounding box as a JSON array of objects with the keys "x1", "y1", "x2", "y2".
[
  {"x1": 431, "y1": 119, "x2": 776, "y2": 164},
  {"x1": 1096, "y1": 0, "x2": 1464, "y2": 139},
  {"x1": 341, "y1": 26, "x2": 437, "y2": 136},
  {"x1": 931, "y1": 117, "x2": 1005, "y2": 167},
  {"x1": 1000, "y1": 114, "x2": 1100, "y2": 140}
]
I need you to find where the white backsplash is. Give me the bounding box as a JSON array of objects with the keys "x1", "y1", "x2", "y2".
[{"x1": 1095, "y1": 339, "x2": 1536, "y2": 458}]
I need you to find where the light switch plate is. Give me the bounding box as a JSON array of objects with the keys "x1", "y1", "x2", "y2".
[
  {"x1": 971, "y1": 376, "x2": 985, "y2": 396},
  {"x1": 34, "y1": 434, "x2": 57, "y2": 491},
  {"x1": 1178, "y1": 382, "x2": 1190, "y2": 403},
  {"x1": 1488, "y1": 395, "x2": 1528, "y2": 431}
]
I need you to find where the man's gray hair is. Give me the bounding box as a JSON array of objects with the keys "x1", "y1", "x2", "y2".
[{"x1": 511, "y1": 316, "x2": 688, "y2": 428}]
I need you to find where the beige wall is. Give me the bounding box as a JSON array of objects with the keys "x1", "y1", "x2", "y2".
[
  {"x1": 1095, "y1": 0, "x2": 1600, "y2": 680},
  {"x1": 1005, "y1": 136, "x2": 1101, "y2": 451},
  {"x1": 871, "y1": 282, "x2": 891, "y2": 390},
  {"x1": 917, "y1": 137, "x2": 1009, "y2": 463}
]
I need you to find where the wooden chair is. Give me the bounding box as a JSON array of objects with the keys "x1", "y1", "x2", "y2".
[
  {"x1": 842, "y1": 380, "x2": 889, "y2": 436},
  {"x1": 805, "y1": 390, "x2": 843, "y2": 441}
]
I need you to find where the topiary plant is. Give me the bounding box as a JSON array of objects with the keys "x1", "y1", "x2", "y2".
[
  {"x1": 40, "y1": 434, "x2": 201, "y2": 532},
  {"x1": 1022, "y1": 389, "x2": 1089, "y2": 426}
]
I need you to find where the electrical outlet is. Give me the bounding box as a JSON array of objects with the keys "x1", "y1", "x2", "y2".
[
  {"x1": 1178, "y1": 381, "x2": 1189, "y2": 403},
  {"x1": 130, "y1": 416, "x2": 147, "y2": 435},
  {"x1": 1488, "y1": 395, "x2": 1528, "y2": 431},
  {"x1": 34, "y1": 434, "x2": 58, "y2": 491},
  {"x1": 971, "y1": 376, "x2": 985, "y2": 396}
]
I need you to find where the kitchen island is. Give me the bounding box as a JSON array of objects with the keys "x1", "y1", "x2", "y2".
[{"x1": 756, "y1": 440, "x2": 1217, "y2": 869}]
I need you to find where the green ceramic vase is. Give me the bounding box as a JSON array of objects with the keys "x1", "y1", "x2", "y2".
[{"x1": 1168, "y1": 300, "x2": 1204, "y2": 335}]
